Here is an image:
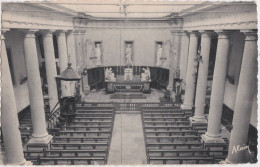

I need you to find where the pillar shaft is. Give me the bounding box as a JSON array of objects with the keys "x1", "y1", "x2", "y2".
[
  {"x1": 191, "y1": 31, "x2": 213, "y2": 123},
  {"x1": 23, "y1": 30, "x2": 50, "y2": 140},
  {"x1": 202, "y1": 30, "x2": 231, "y2": 143},
  {"x1": 181, "y1": 31, "x2": 199, "y2": 109},
  {"x1": 226, "y1": 30, "x2": 257, "y2": 163},
  {"x1": 1, "y1": 33, "x2": 26, "y2": 165},
  {"x1": 56, "y1": 30, "x2": 71, "y2": 97},
  {"x1": 42, "y1": 31, "x2": 59, "y2": 112},
  {"x1": 179, "y1": 31, "x2": 190, "y2": 84}
]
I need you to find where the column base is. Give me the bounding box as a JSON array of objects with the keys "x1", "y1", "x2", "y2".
[
  {"x1": 219, "y1": 160, "x2": 229, "y2": 164},
  {"x1": 27, "y1": 134, "x2": 53, "y2": 145},
  {"x1": 201, "y1": 133, "x2": 225, "y2": 143},
  {"x1": 181, "y1": 104, "x2": 193, "y2": 110},
  {"x1": 189, "y1": 116, "x2": 208, "y2": 125}
]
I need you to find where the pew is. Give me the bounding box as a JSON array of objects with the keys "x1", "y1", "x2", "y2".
[
  {"x1": 59, "y1": 130, "x2": 111, "y2": 136},
  {"x1": 149, "y1": 156, "x2": 215, "y2": 164},
  {"x1": 38, "y1": 157, "x2": 106, "y2": 165},
  {"x1": 146, "y1": 135, "x2": 201, "y2": 142},
  {"x1": 148, "y1": 148, "x2": 209, "y2": 157},
  {"x1": 44, "y1": 149, "x2": 107, "y2": 157},
  {"x1": 50, "y1": 142, "x2": 108, "y2": 149},
  {"x1": 146, "y1": 142, "x2": 203, "y2": 149},
  {"x1": 53, "y1": 136, "x2": 110, "y2": 143}
]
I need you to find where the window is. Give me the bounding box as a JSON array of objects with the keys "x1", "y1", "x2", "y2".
[{"x1": 6, "y1": 47, "x2": 16, "y2": 85}]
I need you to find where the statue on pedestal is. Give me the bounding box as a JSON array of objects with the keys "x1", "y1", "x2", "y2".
[
  {"x1": 125, "y1": 44, "x2": 133, "y2": 65},
  {"x1": 95, "y1": 44, "x2": 102, "y2": 66},
  {"x1": 156, "y1": 44, "x2": 163, "y2": 66},
  {"x1": 141, "y1": 67, "x2": 151, "y2": 81},
  {"x1": 105, "y1": 68, "x2": 116, "y2": 82}
]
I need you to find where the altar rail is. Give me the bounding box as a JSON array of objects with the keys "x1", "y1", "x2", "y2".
[{"x1": 77, "y1": 102, "x2": 176, "y2": 111}]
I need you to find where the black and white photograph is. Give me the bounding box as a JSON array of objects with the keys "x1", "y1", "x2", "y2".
[{"x1": 0, "y1": 0, "x2": 258, "y2": 165}]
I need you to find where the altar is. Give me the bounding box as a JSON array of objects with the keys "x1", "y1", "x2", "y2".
[{"x1": 106, "y1": 67, "x2": 151, "y2": 93}]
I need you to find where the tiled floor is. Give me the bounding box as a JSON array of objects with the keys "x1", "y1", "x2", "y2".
[{"x1": 107, "y1": 113, "x2": 147, "y2": 165}]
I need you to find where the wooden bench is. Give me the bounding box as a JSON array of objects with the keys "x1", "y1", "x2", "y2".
[
  {"x1": 50, "y1": 142, "x2": 108, "y2": 149},
  {"x1": 73, "y1": 117, "x2": 113, "y2": 121},
  {"x1": 59, "y1": 130, "x2": 111, "y2": 136},
  {"x1": 146, "y1": 142, "x2": 203, "y2": 149},
  {"x1": 144, "y1": 125, "x2": 192, "y2": 129},
  {"x1": 142, "y1": 117, "x2": 188, "y2": 121},
  {"x1": 143, "y1": 121, "x2": 190, "y2": 126},
  {"x1": 142, "y1": 113, "x2": 185, "y2": 117},
  {"x1": 146, "y1": 135, "x2": 200, "y2": 142},
  {"x1": 76, "y1": 113, "x2": 114, "y2": 116},
  {"x1": 26, "y1": 143, "x2": 48, "y2": 151},
  {"x1": 66, "y1": 125, "x2": 111, "y2": 131},
  {"x1": 53, "y1": 136, "x2": 110, "y2": 143},
  {"x1": 44, "y1": 149, "x2": 107, "y2": 157},
  {"x1": 38, "y1": 157, "x2": 106, "y2": 165},
  {"x1": 148, "y1": 148, "x2": 209, "y2": 156},
  {"x1": 72, "y1": 120, "x2": 112, "y2": 124},
  {"x1": 149, "y1": 156, "x2": 214, "y2": 164},
  {"x1": 24, "y1": 150, "x2": 43, "y2": 157}
]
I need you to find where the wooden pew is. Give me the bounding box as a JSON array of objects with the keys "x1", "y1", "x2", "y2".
[
  {"x1": 146, "y1": 135, "x2": 200, "y2": 142},
  {"x1": 148, "y1": 148, "x2": 209, "y2": 157},
  {"x1": 38, "y1": 157, "x2": 106, "y2": 165},
  {"x1": 142, "y1": 113, "x2": 185, "y2": 117},
  {"x1": 44, "y1": 149, "x2": 107, "y2": 157},
  {"x1": 59, "y1": 130, "x2": 111, "y2": 136},
  {"x1": 149, "y1": 156, "x2": 214, "y2": 164},
  {"x1": 53, "y1": 136, "x2": 110, "y2": 143},
  {"x1": 65, "y1": 125, "x2": 111, "y2": 131},
  {"x1": 76, "y1": 113, "x2": 114, "y2": 116},
  {"x1": 142, "y1": 117, "x2": 188, "y2": 121},
  {"x1": 50, "y1": 142, "x2": 108, "y2": 149},
  {"x1": 143, "y1": 121, "x2": 190, "y2": 126},
  {"x1": 146, "y1": 142, "x2": 203, "y2": 149},
  {"x1": 73, "y1": 117, "x2": 113, "y2": 121}
]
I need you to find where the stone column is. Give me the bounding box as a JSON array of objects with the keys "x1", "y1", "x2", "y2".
[
  {"x1": 56, "y1": 30, "x2": 71, "y2": 97},
  {"x1": 66, "y1": 30, "x2": 78, "y2": 96},
  {"x1": 167, "y1": 31, "x2": 176, "y2": 91},
  {"x1": 22, "y1": 30, "x2": 52, "y2": 144},
  {"x1": 181, "y1": 31, "x2": 199, "y2": 110},
  {"x1": 190, "y1": 31, "x2": 213, "y2": 124},
  {"x1": 41, "y1": 30, "x2": 59, "y2": 112},
  {"x1": 66, "y1": 30, "x2": 77, "y2": 70},
  {"x1": 225, "y1": 30, "x2": 257, "y2": 164},
  {"x1": 201, "y1": 30, "x2": 231, "y2": 143},
  {"x1": 1, "y1": 31, "x2": 28, "y2": 165},
  {"x1": 179, "y1": 31, "x2": 190, "y2": 88},
  {"x1": 79, "y1": 30, "x2": 87, "y2": 67}
]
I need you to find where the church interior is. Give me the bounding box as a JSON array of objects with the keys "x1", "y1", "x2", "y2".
[{"x1": 0, "y1": 0, "x2": 258, "y2": 165}]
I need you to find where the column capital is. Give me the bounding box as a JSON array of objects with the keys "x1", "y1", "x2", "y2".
[
  {"x1": 241, "y1": 29, "x2": 257, "y2": 41},
  {"x1": 188, "y1": 31, "x2": 200, "y2": 37},
  {"x1": 179, "y1": 30, "x2": 189, "y2": 36},
  {"x1": 54, "y1": 30, "x2": 68, "y2": 36},
  {"x1": 215, "y1": 30, "x2": 233, "y2": 39},
  {"x1": 199, "y1": 30, "x2": 214, "y2": 38},
  {"x1": 20, "y1": 29, "x2": 39, "y2": 38},
  {"x1": 40, "y1": 30, "x2": 55, "y2": 37},
  {"x1": 170, "y1": 30, "x2": 181, "y2": 35}
]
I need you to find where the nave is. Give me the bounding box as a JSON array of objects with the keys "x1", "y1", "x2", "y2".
[{"x1": 1, "y1": 97, "x2": 229, "y2": 165}]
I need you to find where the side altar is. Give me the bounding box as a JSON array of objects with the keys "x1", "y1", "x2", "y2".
[{"x1": 105, "y1": 67, "x2": 151, "y2": 93}]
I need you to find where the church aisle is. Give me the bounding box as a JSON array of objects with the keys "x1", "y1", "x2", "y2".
[{"x1": 107, "y1": 113, "x2": 147, "y2": 165}]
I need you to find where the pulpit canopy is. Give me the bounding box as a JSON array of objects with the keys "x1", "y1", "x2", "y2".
[{"x1": 56, "y1": 63, "x2": 81, "y2": 81}]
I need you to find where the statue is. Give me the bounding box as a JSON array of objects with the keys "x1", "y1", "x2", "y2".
[
  {"x1": 125, "y1": 44, "x2": 133, "y2": 65},
  {"x1": 105, "y1": 68, "x2": 116, "y2": 81},
  {"x1": 141, "y1": 67, "x2": 151, "y2": 81},
  {"x1": 95, "y1": 44, "x2": 102, "y2": 66},
  {"x1": 81, "y1": 68, "x2": 90, "y2": 95},
  {"x1": 156, "y1": 44, "x2": 163, "y2": 66}
]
